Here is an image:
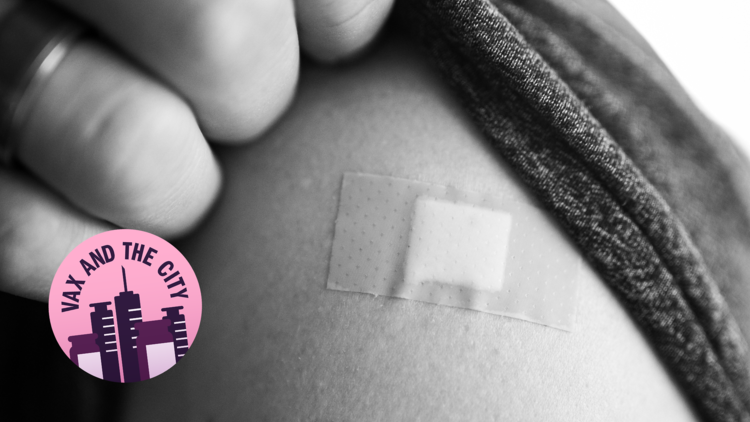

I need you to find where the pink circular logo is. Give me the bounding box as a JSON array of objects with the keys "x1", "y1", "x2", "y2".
[{"x1": 48, "y1": 229, "x2": 202, "y2": 383}]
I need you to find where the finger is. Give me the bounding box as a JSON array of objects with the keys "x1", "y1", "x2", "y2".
[
  {"x1": 15, "y1": 39, "x2": 222, "y2": 238},
  {"x1": 295, "y1": 0, "x2": 394, "y2": 63},
  {"x1": 52, "y1": 0, "x2": 299, "y2": 142},
  {"x1": 0, "y1": 168, "x2": 113, "y2": 301}
]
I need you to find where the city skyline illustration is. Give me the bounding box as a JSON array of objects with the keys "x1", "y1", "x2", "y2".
[
  {"x1": 49, "y1": 231, "x2": 202, "y2": 384},
  {"x1": 68, "y1": 266, "x2": 191, "y2": 382}
]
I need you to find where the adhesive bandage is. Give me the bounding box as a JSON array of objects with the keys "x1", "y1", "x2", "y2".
[{"x1": 327, "y1": 173, "x2": 581, "y2": 331}]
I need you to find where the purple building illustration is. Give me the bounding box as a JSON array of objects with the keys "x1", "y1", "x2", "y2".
[
  {"x1": 68, "y1": 333, "x2": 101, "y2": 378},
  {"x1": 89, "y1": 301, "x2": 121, "y2": 382},
  {"x1": 162, "y1": 306, "x2": 188, "y2": 362},
  {"x1": 134, "y1": 319, "x2": 175, "y2": 380},
  {"x1": 115, "y1": 266, "x2": 142, "y2": 382}
]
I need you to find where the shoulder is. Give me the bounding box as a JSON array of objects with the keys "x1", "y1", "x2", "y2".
[{"x1": 121, "y1": 30, "x2": 697, "y2": 421}]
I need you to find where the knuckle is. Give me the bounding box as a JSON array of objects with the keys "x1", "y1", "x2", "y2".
[
  {"x1": 185, "y1": 1, "x2": 251, "y2": 75},
  {"x1": 300, "y1": 0, "x2": 393, "y2": 62},
  {"x1": 85, "y1": 86, "x2": 219, "y2": 236},
  {"x1": 0, "y1": 178, "x2": 56, "y2": 298},
  {"x1": 182, "y1": 0, "x2": 293, "y2": 85},
  {"x1": 176, "y1": 0, "x2": 299, "y2": 140},
  {"x1": 0, "y1": 173, "x2": 110, "y2": 300},
  {"x1": 0, "y1": 201, "x2": 26, "y2": 290},
  {"x1": 324, "y1": 0, "x2": 381, "y2": 28}
]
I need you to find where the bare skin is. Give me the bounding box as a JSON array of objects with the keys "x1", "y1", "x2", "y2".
[
  {"x1": 0, "y1": 0, "x2": 705, "y2": 417},
  {"x1": 116, "y1": 31, "x2": 699, "y2": 421}
]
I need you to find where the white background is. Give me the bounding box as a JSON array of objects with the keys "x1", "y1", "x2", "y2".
[{"x1": 607, "y1": 0, "x2": 750, "y2": 156}]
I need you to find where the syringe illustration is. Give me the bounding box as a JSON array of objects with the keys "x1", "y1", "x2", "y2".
[
  {"x1": 89, "y1": 301, "x2": 121, "y2": 382},
  {"x1": 115, "y1": 266, "x2": 142, "y2": 382},
  {"x1": 162, "y1": 306, "x2": 189, "y2": 362}
]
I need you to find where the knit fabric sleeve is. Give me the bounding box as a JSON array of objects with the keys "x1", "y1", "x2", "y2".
[{"x1": 398, "y1": 0, "x2": 750, "y2": 420}]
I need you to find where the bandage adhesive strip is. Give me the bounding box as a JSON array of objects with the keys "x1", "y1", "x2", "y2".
[{"x1": 327, "y1": 172, "x2": 581, "y2": 331}]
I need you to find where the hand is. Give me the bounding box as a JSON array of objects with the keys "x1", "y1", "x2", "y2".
[{"x1": 0, "y1": 0, "x2": 394, "y2": 301}]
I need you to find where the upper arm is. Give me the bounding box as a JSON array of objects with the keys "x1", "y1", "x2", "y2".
[{"x1": 118, "y1": 30, "x2": 697, "y2": 421}]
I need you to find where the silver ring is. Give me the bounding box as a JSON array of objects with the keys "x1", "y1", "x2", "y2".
[{"x1": 0, "y1": 0, "x2": 83, "y2": 165}]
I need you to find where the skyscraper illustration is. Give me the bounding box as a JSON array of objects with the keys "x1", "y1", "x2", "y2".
[
  {"x1": 115, "y1": 266, "x2": 142, "y2": 382},
  {"x1": 162, "y1": 306, "x2": 189, "y2": 362},
  {"x1": 89, "y1": 301, "x2": 121, "y2": 382}
]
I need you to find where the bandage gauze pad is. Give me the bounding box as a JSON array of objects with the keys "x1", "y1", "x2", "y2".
[
  {"x1": 405, "y1": 197, "x2": 512, "y2": 292},
  {"x1": 327, "y1": 173, "x2": 581, "y2": 331}
]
